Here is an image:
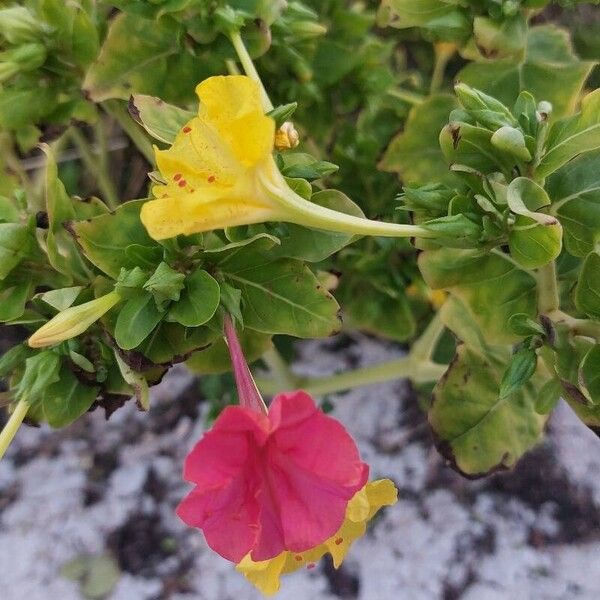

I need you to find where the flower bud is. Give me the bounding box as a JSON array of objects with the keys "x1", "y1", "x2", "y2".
[
  {"x1": 274, "y1": 121, "x2": 300, "y2": 150},
  {"x1": 287, "y1": 20, "x2": 327, "y2": 40},
  {"x1": 0, "y1": 43, "x2": 46, "y2": 75},
  {"x1": 0, "y1": 6, "x2": 42, "y2": 44},
  {"x1": 454, "y1": 83, "x2": 517, "y2": 129},
  {"x1": 28, "y1": 291, "x2": 121, "y2": 348},
  {"x1": 536, "y1": 101, "x2": 552, "y2": 121}
]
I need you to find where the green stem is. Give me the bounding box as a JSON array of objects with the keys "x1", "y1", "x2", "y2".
[
  {"x1": 430, "y1": 43, "x2": 455, "y2": 95},
  {"x1": 387, "y1": 88, "x2": 426, "y2": 106},
  {"x1": 256, "y1": 356, "x2": 445, "y2": 397},
  {"x1": 103, "y1": 100, "x2": 155, "y2": 164},
  {"x1": 410, "y1": 312, "x2": 445, "y2": 362},
  {"x1": 537, "y1": 261, "x2": 559, "y2": 313},
  {"x1": 229, "y1": 31, "x2": 274, "y2": 112},
  {"x1": 546, "y1": 310, "x2": 600, "y2": 340},
  {"x1": 68, "y1": 127, "x2": 119, "y2": 209},
  {"x1": 0, "y1": 399, "x2": 29, "y2": 461},
  {"x1": 261, "y1": 347, "x2": 297, "y2": 390}
]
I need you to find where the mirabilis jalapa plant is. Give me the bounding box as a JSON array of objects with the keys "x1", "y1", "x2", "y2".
[{"x1": 1, "y1": 0, "x2": 600, "y2": 594}]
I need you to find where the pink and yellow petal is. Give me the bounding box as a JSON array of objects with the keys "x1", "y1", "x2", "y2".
[{"x1": 236, "y1": 479, "x2": 398, "y2": 595}]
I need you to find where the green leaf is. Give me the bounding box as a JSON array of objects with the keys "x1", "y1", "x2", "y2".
[
  {"x1": 574, "y1": 250, "x2": 600, "y2": 319},
  {"x1": 459, "y1": 26, "x2": 594, "y2": 120},
  {"x1": 0, "y1": 278, "x2": 32, "y2": 322},
  {"x1": 537, "y1": 89, "x2": 600, "y2": 178},
  {"x1": 380, "y1": 94, "x2": 458, "y2": 186},
  {"x1": 187, "y1": 328, "x2": 272, "y2": 374},
  {"x1": 430, "y1": 344, "x2": 545, "y2": 477},
  {"x1": 0, "y1": 87, "x2": 57, "y2": 130},
  {"x1": 83, "y1": 14, "x2": 183, "y2": 102},
  {"x1": 547, "y1": 151, "x2": 600, "y2": 257},
  {"x1": 167, "y1": 269, "x2": 220, "y2": 327},
  {"x1": 39, "y1": 286, "x2": 83, "y2": 311},
  {"x1": 220, "y1": 259, "x2": 341, "y2": 338},
  {"x1": 219, "y1": 281, "x2": 243, "y2": 325},
  {"x1": 29, "y1": 367, "x2": 98, "y2": 428},
  {"x1": 271, "y1": 190, "x2": 365, "y2": 262},
  {"x1": 419, "y1": 248, "x2": 537, "y2": 344},
  {"x1": 43, "y1": 147, "x2": 91, "y2": 282},
  {"x1": 535, "y1": 379, "x2": 562, "y2": 415},
  {"x1": 507, "y1": 179, "x2": 562, "y2": 269},
  {"x1": 580, "y1": 344, "x2": 600, "y2": 405},
  {"x1": 439, "y1": 121, "x2": 515, "y2": 177},
  {"x1": 341, "y1": 283, "x2": 415, "y2": 342},
  {"x1": 279, "y1": 153, "x2": 338, "y2": 180},
  {"x1": 267, "y1": 102, "x2": 297, "y2": 127},
  {"x1": 129, "y1": 94, "x2": 194, "y2": 144},
  {"x1": 114, "y1": 293, "x2": 163, "y2": 350},
  {"x1": 143, "y1": 262, "x2": 185, "y2": 309},
  {"x1": 454, "y1": 84, "x2": 517, "y2": 130},
  {"x1": 490, "y1": 126, "x2": 531, "y2": 162},
  {"x1": 472, "y1": 14, "x2": 527, "y2": 60},
  {"x1": 508, "y1": 313, "x2": 546, "y2": 337},
  {"x1": 17, "y1": 351, "x2": 61, "y2": 401},
  {"x1": 378, "y1": 0, "x2": 470, "y2": 42},
  {"x1": 71, "y1": 7, "x2": 100, "y2": 67},
  {"x1": 136, "y1": 321, "x2": 217, "y2": 365},
  {"x1": 114, "y1": 352, "x2": 149, "y2": 410},
  {"x1": 421, "y1": 214, "x2": 481, "y2": 248},
  {"x1": 0, "y1": 223, "x2": 32, "y2": 279},
  {"x1": 499, "y1": 347, "x2": 538, "y2": 398},
  {"x1": 508, "y1": 214, "x2": 563, "y2": 269},
  {"x1": 70, "y1": 200, "x2": 159, "y2": 279},
  {"x1": 0, "y1": 344, "x2": 31, "y2": 377}
]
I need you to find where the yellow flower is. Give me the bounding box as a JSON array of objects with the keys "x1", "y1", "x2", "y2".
[
  {"x1": 236, "y1": 479, "x2": 398, "y2": 596},
  {"x1": 140, "y1": 75, "x2": 432, "y2": 241}
]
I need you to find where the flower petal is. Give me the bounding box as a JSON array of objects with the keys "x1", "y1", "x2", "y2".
[
  {"x1": 248, "y1": 392, "x2": 369, "y2": 560},
  {"x1": 237, "y1": 479, "x2": 399, "y2": 593},
  {"x1": 196, "y1": 75, "x2": 275, "y2": 166},
  {"x1": 140, "y1": 188, "x2": 277, "y2": 239}
]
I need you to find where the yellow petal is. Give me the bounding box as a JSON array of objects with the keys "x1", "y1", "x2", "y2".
[
  {"x1": 236, "y1": 553, "x2": 287, "y2": 597},
  {"x1": 363, "y1": 478, "x2": 398, "y2": 519},
  {"x1": 143, "y1": 76, "x2": 278, "y2": 240},
  {"x1": 196, "y1": 75, "x2": 274, "y2": 166},
  {"x1": 236, "y1": 479, "x2": 398, "y2": 594},
  {"x1": 140, "y1": 187, "x2": 278, "y2": 240}
]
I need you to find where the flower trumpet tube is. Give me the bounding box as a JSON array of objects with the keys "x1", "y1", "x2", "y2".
[
  {"x1": 176, "y1": 315, "x2": 398, "y2": 593},
  {"x1": 28, "y1": 291, "x2": 121, "y2": 348},
  {"x1": 140, "y1": 75, "x2": 437, "y2": 241}
]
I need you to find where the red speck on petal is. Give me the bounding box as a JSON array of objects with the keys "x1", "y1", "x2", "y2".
[
  {"x1": 183, "y1": 126, "x2": 192, "y2": 133},
  {"x1": 173, "y1": 173, "x2": 182, "y2": 181},
  {"x1": 334, "y1": 538, "x2": 343, "y2": 545},
  {"x1": 307, "y1": 563, "x2": 316, "y2": 570},
  {"x1": 294, "y1": 555, "x2": 303, "y2": 562},
  {"x1": 208, "y1": 175, "x2": 216, "y2": 183},
  {"x1": 178, "y1": 180, "x2": 187, "y2": 187}
]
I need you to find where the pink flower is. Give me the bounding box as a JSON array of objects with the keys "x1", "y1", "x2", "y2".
[{"x1": 176, "y1": 390, "x2": 369, "y2": 562}]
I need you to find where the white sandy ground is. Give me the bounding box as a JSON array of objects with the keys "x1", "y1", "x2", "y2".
[{"x1": 1, "y1": 335, "x2": 599, "y2": 600}]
